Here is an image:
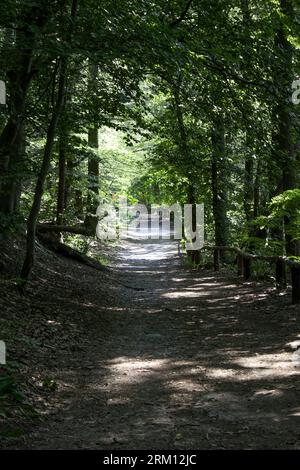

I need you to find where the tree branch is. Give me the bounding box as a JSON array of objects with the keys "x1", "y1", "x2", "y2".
[{"x1": 170, "y1": 0, "x2": 193, "y2": 27}]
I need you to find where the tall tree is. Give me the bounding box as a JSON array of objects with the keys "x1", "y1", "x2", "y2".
[
  {"x1": 211, "y1": 113, "x2": 228, "y2": 249},
  {"x1": 21, "y1": 0, "x2": 78, "y2": 281},
  {"x1": 84, "y1": 62, "x2": 100, "y2": 230},
  {"x1": 0, "y1": 1, "x2": 51, "y2": 214}
]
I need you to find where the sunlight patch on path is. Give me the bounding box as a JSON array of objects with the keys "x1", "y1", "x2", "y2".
[{"x1": 118, "y1": 238, "x2": 178, "y2": 263}]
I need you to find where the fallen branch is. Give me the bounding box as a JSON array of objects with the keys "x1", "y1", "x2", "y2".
[
  {"x1": 37, "y1": 233, "x2": 107, "y2": 272},
  {"x1": 37, "y1": 223, "x2": 94, "y2": 236}
]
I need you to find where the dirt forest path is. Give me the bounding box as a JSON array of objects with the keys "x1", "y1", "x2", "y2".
[{"x1": 21, "y1": 239, "x2": 300, "y2": 449}]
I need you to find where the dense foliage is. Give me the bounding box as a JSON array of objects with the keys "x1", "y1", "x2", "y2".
[{"x1": 0, "y1": 0, "x2": 299, "y2": 277}]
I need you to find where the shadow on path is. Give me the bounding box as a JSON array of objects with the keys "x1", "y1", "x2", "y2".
[{"x1": 24, "y1": 239, "x2": 300, "y2": 449}]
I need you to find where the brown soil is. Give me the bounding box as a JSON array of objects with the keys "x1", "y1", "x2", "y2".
[{"x1": 1, "y1": 237, "x2": 300, "y2": 449}]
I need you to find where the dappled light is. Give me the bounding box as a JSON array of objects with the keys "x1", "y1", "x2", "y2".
[
  {"x1": 8, "y1": 237, "x2": 298, "y2": 450},
  {"x1": 1, "y1": 0, "x2": 300, "y2": 453}
]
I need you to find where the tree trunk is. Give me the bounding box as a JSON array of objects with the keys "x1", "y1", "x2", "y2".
[
  {"x1": 21, "y1": 59, "x2": 68, "y2": 280},
  {"x1": 0, "y1": 4, "x2": 49, "y2": 214},
  {"x1": 243, "y1": 139, "x2": 254, "y2": 225},
  {"x1": 0, "y1": 62, "x2": 31, "y2": 214},
  {"x1": 75, "y1": 189, "x2": 84, "y2": 219},
  {"x1": 253, "y1": 158, "x2": 261, "y2": 219},
  {"x1": 211, "y1": 114, "x2": 228, "y2": 254},
  {"x1": 275, "y1": 0, "x2": 299, "y2": 263},
  {"x1": 21, "y1": 0, "x2": 78, "y2": 281},
  {"x1": 173, "y1": 83, "x2": 199, "y2": 263},
  {"x1": 84, "y1": 62, "x2": 99, "y2": 231},
  {"x1": 64, "y1": 158, "x2": 73, "y2": 212},
  {"x1": 56, "y1": 130, "x2": 68, "y2": 225}
]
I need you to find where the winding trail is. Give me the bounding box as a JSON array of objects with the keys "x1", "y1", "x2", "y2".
[{"x1": 25, "y1": 239, "x2": 300, "y2": 449}]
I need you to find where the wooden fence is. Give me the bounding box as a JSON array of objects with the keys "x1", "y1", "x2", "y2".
[{"x1": 197, "y1": 245, "x2": 300, "y2": 305}]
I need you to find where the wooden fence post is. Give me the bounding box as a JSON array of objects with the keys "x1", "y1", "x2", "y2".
[
  {"x1": 203, "y1": 246, "x2": 300, "y2": 305},
  {"x1": 275, "y1": 259, "x2": 286, "y2": 289},
  {"x1": 178, "y1": 241, "x2": 183, "y2": 257},
  {"x1": 291, "y1": 266, "x2": 300, "y2": 304},
  {"x1": 193, "y1": 250, "x2": 201, "y2": 265},
  {"x1": 214, "y1": 249, "x2": 220, "y2": 271},
  {"x1": 237, "y1": 254, "x2": 243, "y2": 276},
  {"x1": 243, "y1": 257, "x2": 251, "y2": 280}
]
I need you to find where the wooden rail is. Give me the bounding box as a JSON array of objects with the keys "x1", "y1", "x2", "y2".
[{"x1": 198, "y1": 245, "x2": 300, "y2": 305}]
